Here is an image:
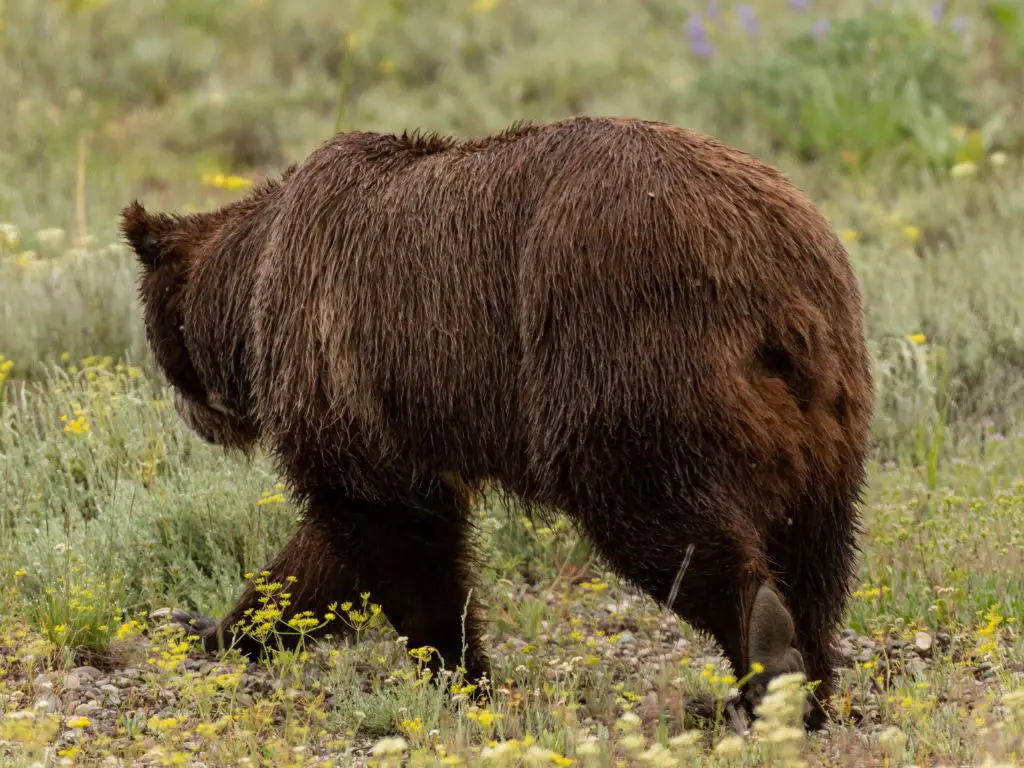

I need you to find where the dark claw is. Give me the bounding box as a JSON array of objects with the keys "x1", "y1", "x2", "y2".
[
  {"x1": 684, "y1": 693, "x2": 751, "y2": 734},
  {"x1": 149, "y1": 607, "x2": 218, "y2": 640}
]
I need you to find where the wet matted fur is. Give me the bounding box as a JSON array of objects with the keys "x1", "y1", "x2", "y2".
[{"x1": 122, "y1": 115, "x2": 874, "y2": 729}]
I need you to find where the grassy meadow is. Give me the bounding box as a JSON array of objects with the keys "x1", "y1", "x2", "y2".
[{"x1": 2, "y1": 0, "x2": 1024, "y2": 765}]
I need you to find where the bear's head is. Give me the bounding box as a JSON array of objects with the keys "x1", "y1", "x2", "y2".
[{"x1": 120, "y1": 200, "x2": 260, "y2": 452}]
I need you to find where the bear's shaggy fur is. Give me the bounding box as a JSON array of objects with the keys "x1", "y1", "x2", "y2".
[{"x1": 122, "y1": 115, "x2": 873, "y2": 728}]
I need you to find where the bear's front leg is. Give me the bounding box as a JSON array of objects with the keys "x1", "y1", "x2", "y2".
[{"x1": 153, "y1": 478, "x2": 491, "y2": 687}]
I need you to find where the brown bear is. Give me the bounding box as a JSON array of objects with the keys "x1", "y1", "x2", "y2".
[{"x1": 122, "y1": 115, "x2": 873, "y2": 730}]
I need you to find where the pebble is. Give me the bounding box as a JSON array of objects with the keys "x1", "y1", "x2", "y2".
[
  {"x1": 72, "y1": 666, "x2": 102, "y2": 681},
  {"x1": 74, "y1": 700, "x2": 101, "y2": 717},
  {"x1": 34, "y1": 672, "x2": 54, "y2": 689},
  {"x1": 914, "y1": 631, "x2": 933, "y2": 655},
  {"x1": 33, "y1": 695, "x2": 57, "y2": 713},
  {"x1": 838, "y1": 639, "x2": 855, "y2": 662},
  {"x1": 905, "y1": 657, "x2": 927, "y2": 678},
  {"x1": 64, "y1": 673, "x2": 83, "y2": 690}
]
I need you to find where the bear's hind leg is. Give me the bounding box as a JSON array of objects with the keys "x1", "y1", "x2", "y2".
[
  {"x1": 574, "y1": 491, "x2": 807, "y2": 724},
  {"x1": 764, "y1": 486, "x2": 863, "y2": 730}
]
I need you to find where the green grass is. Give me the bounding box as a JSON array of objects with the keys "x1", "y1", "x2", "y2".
[{"x1": 2, "y1": 0, "x2": 1024, "y2": 765}]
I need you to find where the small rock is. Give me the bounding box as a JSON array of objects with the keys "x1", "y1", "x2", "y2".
[
  {"x1": 913, "y1": 631, "x2": 933, "y2": 655},
  {"x1": 74, "y1": 700, "x2": 101, "y2": 717},
  {"x1": 34, "y1": 673, "x2": 54, "y2": 689},
  {"x1": 72, "y1": 666, "x2": 102, "y2": 681},
  {"x1": 33, "y1": 696, "x2": 57, "y2": 713},
  {"x1": 64, "y1": 673, "x2": 82, "y2": 691},
  {"x1": 100, "y1": 684, "x2": 119, "y2": 695},
  {"x1": 839, "y1": 639, "x2": 855, "y2": 663},
  {"x1": 618, "y1": 631, "x2": 634, "y2": 644},
  {"x1": 905, "y1": 657, "x2": 927, "y2": 678}
]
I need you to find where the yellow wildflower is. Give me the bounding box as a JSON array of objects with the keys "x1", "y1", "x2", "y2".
[
  {"x1": 838, "y1": 228, "x2": 858, "y2": 243},
  {"x1": 902, "y1": 225, "x2": 921, "y2": 244},
  {"x1": 67, "y1": 716, "x2": 90, "y2": 729},
  {"x1": 147, "y1": 715, "x2": 180, "y2": 732},
  {"x1": 256, "y1": 490, "x2": 287, "y2": 505},
  {"x1": 470, "y1": 0, "x2": 498, "y2": 11},
  {"x1": 950, "y1": 161, "x2": 977, "y2": 178},
  {"x1": 905, "y1": 333, "x2": 926, "y2": 345},
  {"x1": 201, "y1": 172, "x2": 253, "y2": 191}
]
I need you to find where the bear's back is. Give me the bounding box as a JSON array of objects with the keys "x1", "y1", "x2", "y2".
[{"x1": 250, "y1": 117, "x2": 871, "y2": 504}]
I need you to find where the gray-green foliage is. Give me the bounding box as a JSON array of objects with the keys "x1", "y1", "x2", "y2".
[{"x1": 690, "y1": 7, "x2": 991, "y2": 171}]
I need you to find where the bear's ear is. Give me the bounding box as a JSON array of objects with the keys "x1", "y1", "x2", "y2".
[{"x1": 120, "y1": 201, "x2": 163, "y2": 269}]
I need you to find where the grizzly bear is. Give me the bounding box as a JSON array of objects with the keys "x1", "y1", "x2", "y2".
[{"x1": 122, "y1": 115, "x2": 873, "y2": 730}]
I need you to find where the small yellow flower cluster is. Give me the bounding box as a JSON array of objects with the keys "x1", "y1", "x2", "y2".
[
  {"x1": 0, "y1": 709, "x2": 60, "y2": 751},
  {"x1": 466, "y1": 707, "x2": 501, "y2": 728},
  {"x1": 576, "y1": 577, "x2": 609, "y2": 593},
  {"x1": 202, "y1": 172, "x2": 254, "y2": 191},
  {"x1": 287, "y1": 610, "x2": 323, "y2": 632},
  {"x1": 701, "y1": 662, "x2": 738, "y2": 689},
  {"x1": 976, "y1": 604, "x2": 1004, "y2": 656},
  {"x1": 146, "y1": 635, "x2": 193, "y2": 671},
  {"x1": 116, "y1": 618, "x2": 143, "y2": 641},
  {"x1": 0, "y1": 354, "x2": 12, "y2": 388},
  {"x1": 60, "y1": 403, "x2": 89, "y2": 435},
  {"x1": 400, "y1": 716, "x2": 424, "y2": 736},
  {"x1": 147, "y1": 715, "x2": 180, "y2": 733},
  {"x1": 256, "y1": 483, "x2": 288, "y2": 505},
  {"x1": 852, "y1": 583, "x2": 891, "y2": 600}
]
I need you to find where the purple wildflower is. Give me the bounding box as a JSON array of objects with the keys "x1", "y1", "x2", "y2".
[
  {"x1": 951, "y1": 15, "x2": 967, "y2": 36},
  {"x1": 811, "y1": 18, "x2": 829, "y2": 42},
  {"x1": 735, "y1": 4, "x2": 757, "y2": 36},
  {"x1": 685, "y1": 11, "x2": 713, "y2": 58},
  {"x1": 931, "y1": 2, "x2": 947, "y2": 23},
  {"x1": 691, "y1": 38, "x2": 715, "y2": 58},
  {"x1": 685, "y1": 11, "x2": 705, "y2": 39},
  {"x1": 789, "y1": 0, "x2": 808, "y2": 10},
  {"x1": 706, "y1": 0, "x2": 721, "y2": 20}
]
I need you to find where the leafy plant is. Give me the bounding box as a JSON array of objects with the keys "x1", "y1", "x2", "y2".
[{"x1": 691, "y1": 7, "x2": 988, "y2": 173}]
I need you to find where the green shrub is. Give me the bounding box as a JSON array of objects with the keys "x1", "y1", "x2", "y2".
[{"x1": 691, "y1": 7, "x2": 996, "y2": 173}]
